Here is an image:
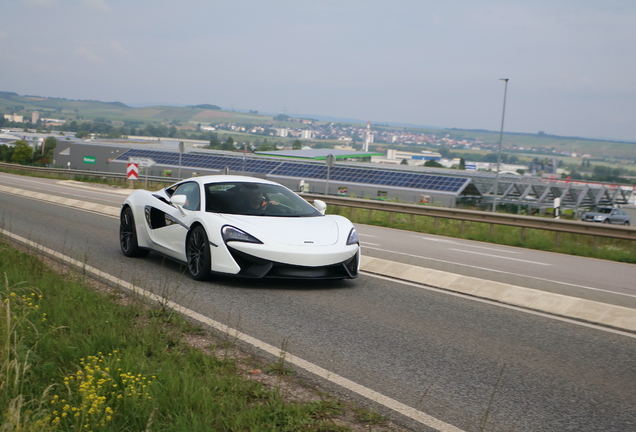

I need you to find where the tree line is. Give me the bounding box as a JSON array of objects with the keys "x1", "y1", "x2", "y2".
[{"x1": 0, "y1": 137, "x2": 57, "y2": 165}]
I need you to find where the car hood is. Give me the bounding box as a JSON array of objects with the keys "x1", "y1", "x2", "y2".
[{"x1": 217, "y1": 214, "x2": 342, "y2": 246}]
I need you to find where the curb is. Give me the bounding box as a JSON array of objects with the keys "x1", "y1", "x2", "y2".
[{"x1": 361, "y1": 256, "x2": 636, "y2": 333}]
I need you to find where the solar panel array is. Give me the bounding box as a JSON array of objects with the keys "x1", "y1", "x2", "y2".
[
  {"x1": 116, "y1": 149, "x2": 470, "y2": 194},
  {"x1": 271, "y1": 161, "x2": 468, "y2": 192}
]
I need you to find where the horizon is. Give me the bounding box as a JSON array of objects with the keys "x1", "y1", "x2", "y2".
[{"x1": 11, "y1": 92, "x2": 633, "y2": 144}]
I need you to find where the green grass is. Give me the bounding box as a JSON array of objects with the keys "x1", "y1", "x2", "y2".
[
  {"x1": 0, "y1": 239, "x2": 395, "y2": 432},
  {"x1": 328, "y1": 206, "x2": 636, "y2": 264}
]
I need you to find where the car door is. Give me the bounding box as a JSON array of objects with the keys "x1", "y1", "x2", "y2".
[{"x1": 145, "y1": 182, "x2": 201, "y2": 261}]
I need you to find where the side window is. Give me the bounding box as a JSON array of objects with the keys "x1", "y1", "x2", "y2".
[{"x1": 174, "y1": 182, "x2": 200, "y2": 211}]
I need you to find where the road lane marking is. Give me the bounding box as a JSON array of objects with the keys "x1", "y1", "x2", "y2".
[
  {"x1": 361, "y1": 241, "x2": 380, "y2": 246},
  {"x1": 448, "y1": 249, "x2": 551, "y2": 266},
  {"x1": 420, "y1": 236, "x2": 520, "y2": 253},
  {"x1": 0, "y1": 184, "x2": 120, "y2": 217},
  {"x1": 0, "y1": 228, "x2": 465, "y2": 432},
  {"x1": 364, "y1": 271, "x2": 636, "y2": 340},
  {"x1": 361, "y1": 245, "x2": 634, "y2": 298}
]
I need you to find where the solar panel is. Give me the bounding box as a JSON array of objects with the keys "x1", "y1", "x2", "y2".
[{"x1": 115, "y1": 149, "x2": 470, "y2": 194}]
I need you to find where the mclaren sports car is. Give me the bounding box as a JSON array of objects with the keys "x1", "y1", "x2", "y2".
[{"x1": 119, "y1": 175, "x2": 360, "y2": 280}]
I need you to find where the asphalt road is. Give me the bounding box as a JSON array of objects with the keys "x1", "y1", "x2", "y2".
[{"x1": 2, "y1": 172, "x2": 636, "y2": 431}]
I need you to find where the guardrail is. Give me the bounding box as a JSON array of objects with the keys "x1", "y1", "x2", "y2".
[
  {"x1": 0, "y1": 162, "x2": 173, "y2": 187},
  {"x1": 2, "y1": 163, "x2": 634, "y2": 247},
  {"x1": 299, "y1": 193, "x2": 636, "y2": 246}
]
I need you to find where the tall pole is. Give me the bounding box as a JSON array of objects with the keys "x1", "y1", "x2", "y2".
[
  {"x1": 492, "y1": 78, "x2": 509, "y2": 212},
  {"x1": 178, "y1": 141, "x2": 184, "y2": 180}
]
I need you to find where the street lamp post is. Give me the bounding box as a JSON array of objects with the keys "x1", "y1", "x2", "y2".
[{"x1": 492, "y1": 78, "x2": 509, "y2": 212}]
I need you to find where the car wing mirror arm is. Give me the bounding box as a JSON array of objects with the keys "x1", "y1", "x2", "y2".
[{"x1": 170, "y1": 194, "x2": 188, "y2": 216}]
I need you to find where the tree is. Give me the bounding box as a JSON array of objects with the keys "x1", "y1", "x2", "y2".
[
  {"x1": 258, "y1": 142, "x2": 275, "y2": 151},
  {"x1": 41, "y1": 136, "x2": 58, "y2": 163},
  {"x1": 459, "y1": 158, "x2": 466, "y2": 170},
  {"x1": 11, "y1": 140, "x2": 33, "y2": 164},
  {"x1": 222, "y1": 137, "x2": 235, "y2": 151},
  {"x1": 0, "y1": 144, "x2": 13, "y2": 162},
  {"x1": 292, "y1": 140, "x2": 302, "y2": 150},
  {"x1": 424, "y1": 159, "x2": 443, "y2": 168},
  {"x1": 400, "y1": 158, "x2": 409, "y2": 165}
]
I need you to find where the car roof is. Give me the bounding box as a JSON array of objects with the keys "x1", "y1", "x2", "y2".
[{"x1": 177, "y1": 175, "x2": 279, "y2": 187}]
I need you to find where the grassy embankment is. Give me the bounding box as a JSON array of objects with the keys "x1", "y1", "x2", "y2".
[{"x1": 0, "y1": 238, "x2": 393, "y2": 431}]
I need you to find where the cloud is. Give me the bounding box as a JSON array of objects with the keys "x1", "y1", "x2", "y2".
[
  {"x1": 109, "y1": 40, "x2": 137, "y2": 61},
  {"x1": 83, "y1": 0, "x2": 109, "y2": 12},
  {"x1": 75, "y1": 46, "x2": 104, "y2": 63}
]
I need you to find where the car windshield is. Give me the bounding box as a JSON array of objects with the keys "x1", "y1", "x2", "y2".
[
  {"x1": 595, "y1": 208, "x2": 612, "y2": 214},
  {"x1": 203, "y1": 182, "x2": 323, "y2": 217}
]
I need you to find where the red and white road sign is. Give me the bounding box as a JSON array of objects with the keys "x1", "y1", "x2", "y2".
[{"x1": 127, "y1": 163, "x2": 139, "y2": 180}]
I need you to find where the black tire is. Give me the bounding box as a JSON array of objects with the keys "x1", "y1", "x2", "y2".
[
  {"x1": 187, "y1": 225, "x2": 212, "y2": 281},
  {"x1": 624, "y1": 221, "x2": 630, "y2": 226},
  {"x1": 602, "y1": 219, "x2": 610, "y2": 224},
  {"x1": 120, "y1": 206, "x2": 150, "y2": 258}
]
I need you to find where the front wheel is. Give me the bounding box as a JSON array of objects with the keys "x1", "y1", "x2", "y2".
[
  {"x1": 624, "y1": 221, "x2": 630, "y2": 226},
  {"x1": 120, "y1": 206, "x2": 149, "y2": 258},
  {"x1": 187, "y1": 225, "x2": 212, "y2": 281},
  {"x1": 602, "y1": 219, "x2": 610, "y2": 224}
]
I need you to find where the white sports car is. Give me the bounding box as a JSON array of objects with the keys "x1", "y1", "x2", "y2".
[{"x1": 119, "y1": 175, "x2": 360, "y2": 280}]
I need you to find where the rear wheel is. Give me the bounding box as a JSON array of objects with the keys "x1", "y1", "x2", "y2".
[
  {"x1": 187, "y1": 225, "x2": 211, "y2": 281},
  {"x1": 120, "y1": 206, "x2": 149, "y2": 257}
]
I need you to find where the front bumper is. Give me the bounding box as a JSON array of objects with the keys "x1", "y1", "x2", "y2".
[{"x1": 227, "y1": 247, "x2": 360, "y2": 279}]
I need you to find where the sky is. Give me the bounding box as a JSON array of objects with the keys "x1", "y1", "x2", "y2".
[{"x1": 3, "y1": 0, "x2": 636, "y2": 142}]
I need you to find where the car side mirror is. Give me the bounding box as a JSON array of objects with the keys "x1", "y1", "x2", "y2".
[
  {"x1": 313, "y1": 199, "x2": 327, "y2": 215},
  {"x1": 171, "y1": 194, "x2": 187, "y2": 207}
]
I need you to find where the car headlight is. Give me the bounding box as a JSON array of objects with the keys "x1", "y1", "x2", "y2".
[
  {"x1": 594, "y1": 215, "x2": 604, "y2": 221},
  {"x1": 222, "y1": 225, "x2": 262, "y2": 244},
  {"x1": 346, "y1": 227, "x2": 359, "y2": 245}
]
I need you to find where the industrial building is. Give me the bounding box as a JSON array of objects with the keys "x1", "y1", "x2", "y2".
[{"x1": 51, "y1": 137, "x2": 633, "y2": 211}]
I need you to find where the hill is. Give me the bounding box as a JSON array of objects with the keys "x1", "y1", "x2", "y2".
[{"x1": 1, "y1": 91, "x2": 635, "y2": 163}]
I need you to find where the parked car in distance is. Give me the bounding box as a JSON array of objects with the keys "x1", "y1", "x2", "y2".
[{"x1": 581, "y1": 207, "x2": 630, "y2": 225}]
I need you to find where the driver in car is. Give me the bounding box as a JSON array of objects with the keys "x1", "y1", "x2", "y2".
[{"x1": 247, "y1": 191, "x2": 279, "y2": 212}]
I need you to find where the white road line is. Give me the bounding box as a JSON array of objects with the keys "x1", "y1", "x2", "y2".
[
  {"x1": 448, "y1": 249, "x2": 550, "y2": 266},
  {"x1": 420, "y1": 236, "x2": 457, "y2": 244},
  {"x1": 420, "y1": 236, "x2": 520, "y2": 253},
  {"x1": 1, "y1": 228, "x2": 465, "y2": 432},
  {"x1": 361, "y1": 241, "x2": 380, "y2": 246},
  {"x1": 0, "y1": 184, "x2": 120, "y2": 217},
  {"x1": 362, "y1": 245, "x2": 632, "y2": 298},
  {"x1": 364, "y1": 272, "x2": 636, "y2": 340}
]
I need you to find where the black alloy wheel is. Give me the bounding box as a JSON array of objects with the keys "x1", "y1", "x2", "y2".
[
  {"x1": 120, "y1": 207, "x2": 149, "y2": 257},
  {"x1": 187, "y1": 225, "x2": 212, "y2": 281}
]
